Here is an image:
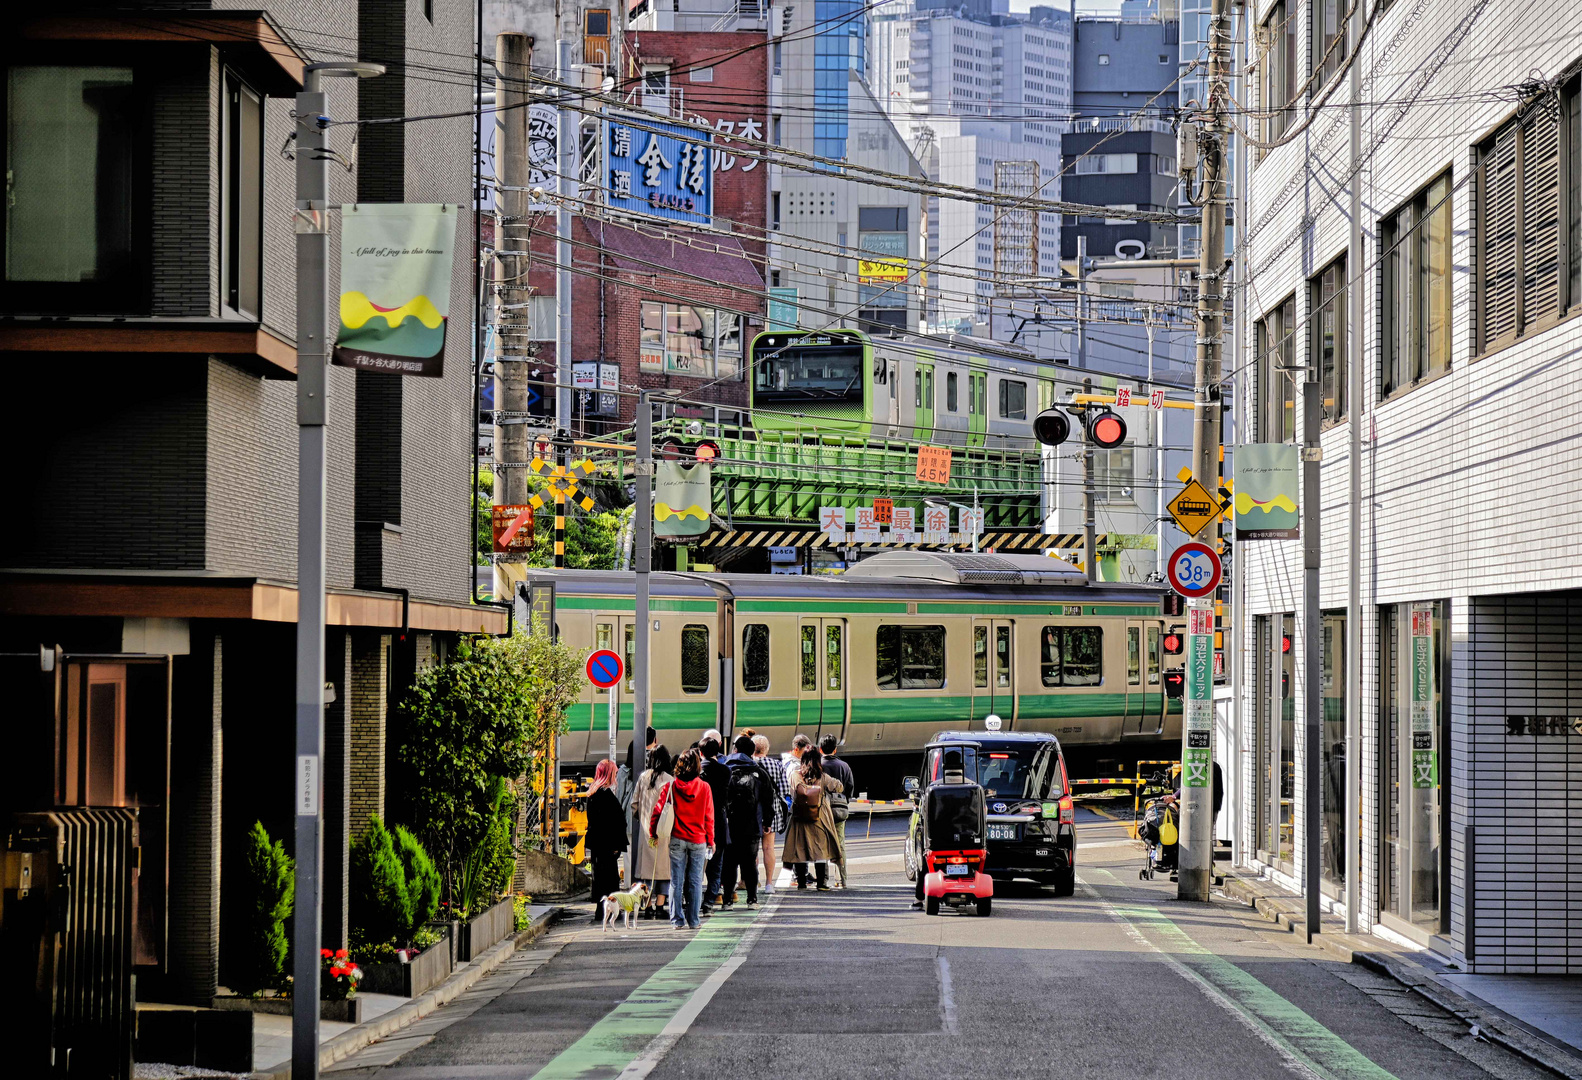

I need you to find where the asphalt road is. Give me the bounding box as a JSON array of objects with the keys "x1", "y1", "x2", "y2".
[{"x1": 330, "y1": 809, "x2": 1549, "y2": 1080}]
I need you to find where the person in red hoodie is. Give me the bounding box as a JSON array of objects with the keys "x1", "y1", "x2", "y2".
[{"x1": 650, "y1": 748, "x2": 715, "y2": 929}]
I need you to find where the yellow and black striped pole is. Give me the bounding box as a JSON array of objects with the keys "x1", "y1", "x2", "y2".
[{"x1": 555, "y1": 487, "x2": 566, "y2": 568}]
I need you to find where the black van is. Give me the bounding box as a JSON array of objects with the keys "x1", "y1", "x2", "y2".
[{"x1": 903, "y1": 730, "x2": 1075, "y2": 895}]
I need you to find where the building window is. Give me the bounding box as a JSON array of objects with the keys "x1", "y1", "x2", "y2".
[
  {"x1": 640, "y1": 300, "x2": 665, "y2": 370},
  {"x1": 1476, "y1": 83, "x2": 1582, "y2": 353},
  {"x1": 1311, "y1": 0, "x2": 1346, "y2": 86},
  {"x1": 742, "y1": 624, "x2": 770, "y2": 692},
  {"x1": 1255, "y1": 295, "x2": 1297, "y2": 441},
  {"x1": 681, "y1": 625, "x2": 710, "y2": 693},
  {"x1": 641, "y1": 301, "x2": 739, "y2": 376},
  {"x1": 1258, "y1": 1, "x2": 1298, "y2": 145},
  {"x1": 1094, "y1": 447, "x2": 1134, "y2": 502},
  {"x1": 998, "y1": 378, "x2": 1027, "y2": 419},
  {"x1": 1074, "y1": 153, "x2": 1138, "y2": 175},
  {"x1": 1383, "y1": 174, "x2": 1452, "y2": 394},
  {"x1": 947, "y1": 370, "x2": 959, "y2": 411},
  {"x1": 717, "y1": 311, "x2": 742, "y2": 378},
  {"x1": 1039, "y1": 626, "x2": 1103, "y2": 686},
  {"x1": 772, "y1": 191, "x2": 781, "y2": 230},
  {"x1": 222, "y1": 72, "x2": 263, "y2": 319},
  {"x1": 3, "y1": 65, "x2": 146, "y2": 314},
  {"x1": 1097, "y1": 54, "x2": 1110, "y2": 66},
  {"x1": 876, "y1": 625, "x2": 947, "y2": 690},
  {"x1": 1309, "y1": 256, "x2": 1346, "y2": 422}
]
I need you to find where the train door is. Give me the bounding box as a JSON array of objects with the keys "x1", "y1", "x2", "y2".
[
  {"x1": 796, "y1": 618, "x2": 849, "y2": 744},
  {"x1": 970, "y1": 620, "x2": 1014, "y2": 726},
  {"x1": 913, "y1": 363, "x2": 934, "y2": 441},
  {"x1": 589, "y1": 616, "x2": 638, "y2": 760},
  {"x1": 968, "y1": 371, "x2": 987, "y2": 447},
  {"x1": 1121, "y1": 621, "x2": 1164, "y2": 736}
]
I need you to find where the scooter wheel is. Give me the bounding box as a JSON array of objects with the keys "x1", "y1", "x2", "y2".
[{"x1": 926, "y1": 896, "x2": 941, "y2": 916}]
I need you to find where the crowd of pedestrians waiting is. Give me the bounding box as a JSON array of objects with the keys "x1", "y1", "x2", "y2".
[{"x1": 583, "y1": 728, "x2": 855, "y2": 929}]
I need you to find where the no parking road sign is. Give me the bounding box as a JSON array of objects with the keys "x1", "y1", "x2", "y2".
[{"x1": 586, "y1": 649, "x2": 624, "y2": 689}]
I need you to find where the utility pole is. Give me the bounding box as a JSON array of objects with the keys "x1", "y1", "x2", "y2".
[
  {"x1": 629, "y1": 391, "x2": 655, "y2": 887},
  {"x1": 555, "y1": 38, "x2": 575, "y2": 442},
  {"x1": 496, "y1": 34, "x2": 533, "y2": 508},
  {"x1": 1344, "y1": 0, "x2": 1365, "y2": 937},
  {"x1": 1146, "y1": 315, "x2": 1163, "y2": 580},
  {"x1": 292, "y1": 60, "x2": 383, "y2": 1080},
  {"x1": 1302, "y1": 336, "x2": 1322, "y2": 942},
  {"x1": 1178, "y1": 0, "x2": 1229, "y2": 904}
]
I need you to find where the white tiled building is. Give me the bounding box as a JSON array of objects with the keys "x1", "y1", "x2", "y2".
[{"x1": 1235, "y1": 0, "x2": 1582, "y2": 970}]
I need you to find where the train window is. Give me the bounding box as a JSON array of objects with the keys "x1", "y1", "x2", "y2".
[
  {"x1": 742, "y1": 624, "x2": 771, "y2": 692},
  {"x1": 596, "y1": 623, "x2": 613, "y2": 694},
  {"x1": 947, "y1": 371, "x2": 959, "y2": 411},
  {"x1": 1147, "y1": 627, "x2": 1161, "y2": 684},
  {"x1": 624, "y1": 623, "x2": 635, "y2": 694},
  {"x1": 876, "y1": 624, "x2": 946, "y2": 690},
  {"x1": 973, "y1": 626, "x2": 989, "y2": 687},
  {"x1": 681, "y1": 625, "x2": 710, "y2": 694},
  {"x1": 826, "y1": 625, "x2": 843, "y2": 690},
  {"x1": 999, "y1": 379, "x2": 1028, "y2": 420},
  {"x1": 995, "y1": 626, "x2": 1011, "y2": 687},
  {"x1": 1128, "y1": 627, "x2": 1142, "y2": 685},
  {"x1": 914, "y1": 370, "x2": 922, "y2": 408},
  {"x1": 801, "y1": 625, "x2": 817, "y2": 691},
  {"x1": 924, "y1": 368, "x2": 934, "y2": 410},
  {"x1": 1040, "y1": 626, "x2": 1104, "y2": 687}
]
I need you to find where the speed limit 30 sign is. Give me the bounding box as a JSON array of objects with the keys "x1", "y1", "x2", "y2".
[{"x1": 1167, "y1": 541, "x2": 1222, "y2": 598}]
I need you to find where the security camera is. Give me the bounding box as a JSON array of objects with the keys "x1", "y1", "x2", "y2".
[{"x1": 528, "y1": 186, "x2": 547, "y2": 203}]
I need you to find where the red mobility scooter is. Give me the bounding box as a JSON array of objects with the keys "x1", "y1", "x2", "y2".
[{"x1": 910, "y1": 741, "x2": 994, "y2": 916}]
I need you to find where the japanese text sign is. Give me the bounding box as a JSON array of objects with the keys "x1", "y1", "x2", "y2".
[
  {"x1": 1115, "y1": 386, "x2": 1131, "y2": 407},
  {"x1": 606, "y1": 117, "x2": 713, "y2": 225},
  {"x1": 915, "y1": 445, "x2": 952, "y2": 485},
  {"x1": 854, "y1": 507, "x2": 882, "y2": 543},
  {"x1": 1150, "y1": 389, "x2": 1166, "y2": 410},
  {"x1": 873, "y1": 497, "x2": 893, "y2": 524},
  {"x1": 819, "y1": 506, "x2": 847, "y2": 541},
  {"x1": 922, "y1": 506, "x2": 949, "y2": 543},
  {"x1": 492, "y1": 504, "x2": 534, "y2": 552},
  {"x1": 959, "y1": 508, "x2": 984, "y2": 536},
  {"x1": 890, "y1": 507, "x2": 916, "y2": 543}
]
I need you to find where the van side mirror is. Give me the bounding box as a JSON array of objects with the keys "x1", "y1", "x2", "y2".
[{"x1": 902, "y1": 776, "x2": 919, "y2": 795}]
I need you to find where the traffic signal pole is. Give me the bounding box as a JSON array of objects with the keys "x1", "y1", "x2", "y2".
[{"x1": 1178, "y1": 0, "x2": 1229, "y2": 904}]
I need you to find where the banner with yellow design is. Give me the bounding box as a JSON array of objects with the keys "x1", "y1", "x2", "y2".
[
  {"x1": 1232, "y1": 443, "x2": 1299, "y2": 540},
  {"x1": 654, "y1": 461, "x2": 711, "y2": 538},
  {"x1": 335, "y1": 204, "x2": 456, "y2": 377}
]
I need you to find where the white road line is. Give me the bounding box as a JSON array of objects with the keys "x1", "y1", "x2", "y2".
[
  {"x1": 1075, "y1": 874, "x2": 1323, "y2": 1080},
  {"x1": 937, "y1": 955, "x2": 959, "y2": 1035},
  {"x1": 615, "y1": 892, "x2": 783, "y2": 1080}
]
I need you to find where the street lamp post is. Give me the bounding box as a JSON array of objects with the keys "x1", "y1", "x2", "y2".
[{"x1": 292, "y1": 59, "x2": 383, "y2": 1080}]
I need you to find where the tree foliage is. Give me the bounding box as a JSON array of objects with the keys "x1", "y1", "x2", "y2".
[
  {"x1": 230, "y1": 821, "x2": 293, "y2": 996},
  {"x1": 474, "y1": 467, "x2": 630, "y2": 570},
  {"x1": 397, "y1": 631, "x2": 586, "y2": 905}
]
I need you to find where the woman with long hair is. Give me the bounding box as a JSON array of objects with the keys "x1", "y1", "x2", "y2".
[
  {"x1": 781, "y1": 747, "x2": 843, "y2": 890},
  {"x1": 651, "y1": 748, "x2": 715, "y2": 929},
  {"x1": 584, "y1": 759, "x2": 627, "y2": 923},
  {"x1": 633, "y1": 744, "x2": 674, "y2": 918}
]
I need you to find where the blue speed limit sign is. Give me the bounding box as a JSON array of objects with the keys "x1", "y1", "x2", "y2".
[{"x1": 1167, "y1": 541, "x2": 1223, "y2": 598}]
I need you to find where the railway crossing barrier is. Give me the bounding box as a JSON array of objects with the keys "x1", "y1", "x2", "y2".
[{"x1": 1065, "y1": 760, "x2": 1180, "y2": 837}]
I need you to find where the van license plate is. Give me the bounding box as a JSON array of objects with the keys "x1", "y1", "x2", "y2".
[{"x1": 987, "y1": 823, "x2": 1018, "y2": 841}]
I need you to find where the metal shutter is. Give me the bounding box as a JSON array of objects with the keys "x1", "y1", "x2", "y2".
[
  {"x1": 1481, "y1": 126, "x2": 1519, "y2": 346},
  {"x1": 1521, "y1": 109, "x2": 1562, "y2": 329}
]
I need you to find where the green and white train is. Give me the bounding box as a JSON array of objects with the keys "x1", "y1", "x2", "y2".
[{"x1": 530, "y1": 552, "x2": 1184, "y2": 772}]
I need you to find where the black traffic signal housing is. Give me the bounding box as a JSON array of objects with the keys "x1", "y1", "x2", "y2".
[
  {"x1": 1164, "y1": 670, "x2": 1185, "y2": 699},
  {"x1": 1162, "y1": 592, "x2": 1184, "y2": 617},
  {"x1": 657, "y1": 437, "x2": 721, "y2": 464},
  {"x1": 1084, "y1": 408, "x2": 1127, "y2": 449},
  {"x1": 1032, "y1": 407, "x2": 1071, "y2": 446}
]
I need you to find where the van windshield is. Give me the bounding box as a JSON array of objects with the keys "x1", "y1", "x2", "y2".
[{"x1": 977, "y1": 743, "x2": 1062, "y2": 799}]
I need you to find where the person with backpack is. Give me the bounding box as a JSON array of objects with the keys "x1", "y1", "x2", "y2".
[
  {"x1": 697, "y1": 737, "x2": 733, "y2": 914},
  {"x1": 781, "y1": 747, "x2": 844, "y2": 890},
  {"x1": 720, "y1": 734, "x2": 775, "y2": 907},
  {"x1": 818, "y1": 735, "x2": 854, "y2": 889},
  {"x1": 650, "y1": 748, "x2": 715, "y2": 929}
]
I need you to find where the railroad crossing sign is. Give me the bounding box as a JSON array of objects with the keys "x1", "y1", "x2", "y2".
[
  {"x1": 1166, "y1": 477, "x2": 1224, "y2": 538},
  {"x1": 1167, "y1": 541, "x2": 1223, "y2": 598},
  {"x1": 528, "y1": 456, "x2": 597, "y2": 512},
  {"x1": 586, "y1": 649, "x2": 624, "y2": 689}
]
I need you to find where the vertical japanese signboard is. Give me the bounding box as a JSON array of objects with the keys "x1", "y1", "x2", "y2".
[
  {"x1": 819, "y1": 506, "x2": 847, "y2": 543},
  {"x1": 767, "y1": 287, "x2": 800, "y2": 331},
  {"x1": 922, "y1": 506, "x2": 949, "y2": 544},
  {"x1": 1411, "y1": 603, "x2": 1435, "y2": 788},
  {"x1": 606, "y1": 116, "x2": 713, "y2": 226},
  {"x1": 1184, "y1": 598, "x2": 1214, "y2": 788}
]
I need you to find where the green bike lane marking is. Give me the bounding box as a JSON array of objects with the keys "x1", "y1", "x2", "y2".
[
  {"x1": 1081, "y1": 866, "x2": 1397, "y2": 1080},
  {"x1": 528, "y1": 900, "x2": 773, "y2": 1080}
]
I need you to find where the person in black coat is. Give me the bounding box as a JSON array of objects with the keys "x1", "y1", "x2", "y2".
[
  {"x1": 585, "y1": 759, "x2": 629, "y2": 922},
  {"x1": 698, "y1": 737, "x2": 733, "y2": 913}
]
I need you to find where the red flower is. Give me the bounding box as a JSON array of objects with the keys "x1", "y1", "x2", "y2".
[
  {"x1": 335, "y1": 949, "x2": 349, "y2": 959},
  {"x1": 321, "y1": 949, "x2": 332, "y2": 958},
  {"x1": 330, "y1": 966, "x2": 345, "y2": 977}
]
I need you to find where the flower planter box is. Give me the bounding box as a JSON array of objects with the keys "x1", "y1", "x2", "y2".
[
  {"x1": 457, "y1": 897, "x2": 514, "y2": 962},
  {"x1": 356, "y1": 927, "x2": 454, "y2": 998},
  {"x1": 210, "y1": 995, "x2": 363, "y2": 1024}
]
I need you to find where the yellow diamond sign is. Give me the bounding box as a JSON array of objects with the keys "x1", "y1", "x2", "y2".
[{"x1": 1167, "y1": 477, "x2": 1224, "y2": 538}]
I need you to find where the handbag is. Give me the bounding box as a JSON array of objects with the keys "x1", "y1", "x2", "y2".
[
  {"x1": 792, "y1": 780, "x2": 823, "y2": 823},
  {"x1": 648, "y1": 780, "x2": 676, "y2": 846},
  {"x1": 829, "y1": 790, "x2": 850, "y2": 823}
]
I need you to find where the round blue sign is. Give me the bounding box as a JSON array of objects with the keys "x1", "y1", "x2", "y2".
[
  {"x1": 586, "y1": 649, "x2": 624, "y2": 688},
  {"x1": 1167, "y1": 542, "x2": 1222, "y2": 598}
]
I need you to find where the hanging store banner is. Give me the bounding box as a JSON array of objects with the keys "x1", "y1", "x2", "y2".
[
  {"x1": 1184, "y1": 598, "x2": 1214, "y2": 788},
  {"x1": 606, "y1": 116, "x2": 713, "y2": 225},
  {"x1": 335, "y1": 204, "x2": 456, "y2": 377},
  {"x1": 1410, "y1": 603, "x2": 1436, "y2": 789},
  {"x1": 528, "y1": 103, "x2": 558, "y2": 213},
  {"x1": 654, "y1": 461, "x2": 711, "y2": 537},
  {"x1": 767, "y1": 287, "x2": 800, "y2": 331},
  {"x1": 1232, "y1": 443, "x2": 1299, "y2": 540}
]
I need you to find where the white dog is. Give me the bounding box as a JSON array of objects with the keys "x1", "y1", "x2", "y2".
[{"x1": 600, "y1": 882, "x2": 650, "y2": 931}]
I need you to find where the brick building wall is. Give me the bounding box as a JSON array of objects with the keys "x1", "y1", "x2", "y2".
[
  {"x1": 151, "y1": 49, "x2": 217, "y2": 318},
  {"x1": 350, "y1": 631, "x2": 391, "y2": 839}
]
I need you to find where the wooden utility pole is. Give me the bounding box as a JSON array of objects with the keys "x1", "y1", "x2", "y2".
[{"x1": 496, "y1": 33, "x2": 533, "y2": 508}]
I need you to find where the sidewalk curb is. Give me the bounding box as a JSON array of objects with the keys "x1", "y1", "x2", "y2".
[
  {"x1": 253, "y1": 906, "x2": 563, "y2": 1079},
  {"x1": 1214, "y1": 875, "x2": 1582, "y2": 1080}
]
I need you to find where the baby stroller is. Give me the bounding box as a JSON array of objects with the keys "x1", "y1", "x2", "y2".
[{"x1": 1138, "y1": 792, "x2": 1179, "y2": 881}]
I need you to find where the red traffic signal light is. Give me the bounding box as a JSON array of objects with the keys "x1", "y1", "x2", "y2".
[
  {"x1": 1163, "y1": 631, "x2": 1184, "y2": 655},
  {"x1": 692, "y1": 439, "x2": 721, "y2": 463},
  {"x1": 1281, "y1": 634, "x2": 1292, "y2": 654},
  {"x1": 1032, "y1": 408, "x2": 1071, "y2": 446},
  {"x1": 1085, "y1": 409, "x2": 1127, "y2": 449}
]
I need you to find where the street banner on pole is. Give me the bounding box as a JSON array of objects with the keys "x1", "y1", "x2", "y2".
[
  {"x1": 1233, "y1": 443, "x2": 1299, "y2": 539},
  {"x1": 1184, "y1": 598, "x2": 1214, "y2": 787},
  {"x1": 1411, "y1": 603, "x2": 1435, "y2": 788},
  {"x1": 335, "y1": 204, "x2": 456, "y2": 376}
]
